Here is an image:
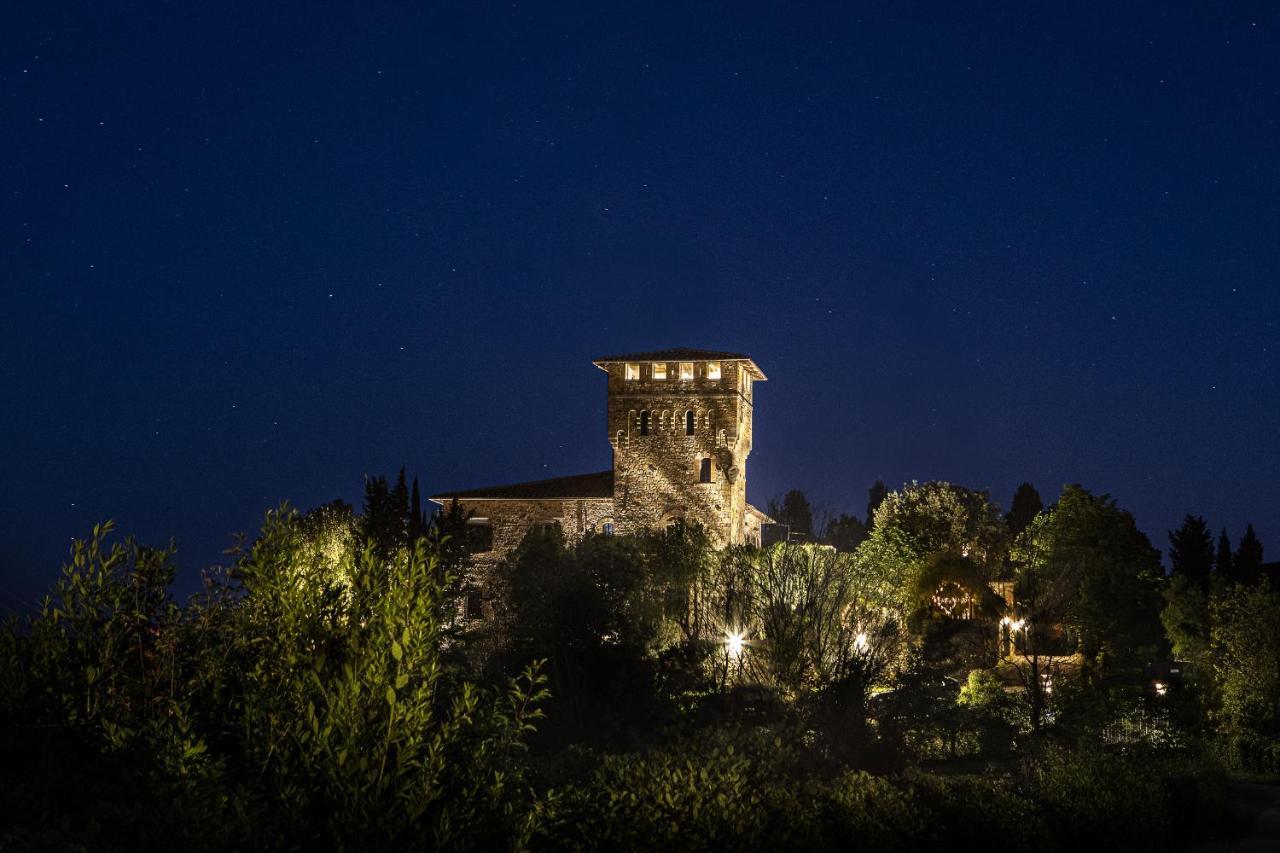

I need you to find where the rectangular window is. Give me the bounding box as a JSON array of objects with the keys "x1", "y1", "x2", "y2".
[
  {"x1": 603, "y1": 521, "x2": 615, "y2": 536},
  {"x1": 465, "y1": 519, "x2": 493, "y2": 553},
  {"x1": 705, "y1": 361, "x2": 721, "y2": 380},
  {"x1": 652, "y1": 363, "x2": 667, "y2": 380},
  {"x1": 699, "y1": 457, "x2": 713, "y2": 483},
  {"x1": 679, "y1": 362, "x2": 694, "y2": 381},
  {"x1": 625, "y1": 363, "x2": 639, "y2": 381}
]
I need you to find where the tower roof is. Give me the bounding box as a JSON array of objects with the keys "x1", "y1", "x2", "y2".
[{"x1": 592, "y1": 348, "x2": 766, "y2": 379}]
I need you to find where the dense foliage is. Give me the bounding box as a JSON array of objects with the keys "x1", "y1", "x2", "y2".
[{"x1": 1, "y1": 478, "x2": 1273, "y2": 850}]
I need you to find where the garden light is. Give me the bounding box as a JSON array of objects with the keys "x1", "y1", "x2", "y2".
[{"x1": 725, "y1": 631, "x2": 745, "y2": 659}]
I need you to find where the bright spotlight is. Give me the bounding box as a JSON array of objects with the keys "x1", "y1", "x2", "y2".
[{"x1": 725, "y1": 631, "x2": 745, "y2": 659}]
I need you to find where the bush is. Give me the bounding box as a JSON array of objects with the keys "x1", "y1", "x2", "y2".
[
  {"x1": 534, "y1": 729, "x2": 928, "y2": 852},
  {"x1": 911, "y1": 772, "x2": 1051, "y2": 848},
  {"x1": 823, "y1": 770, "x2": 927, "y2": 849},
  {"x1": 1219, "y1": 730, "x2": 1280, "y2": 775},
  {"x1": 0, "y1": 514, "x2": 548, "y2": 852},
  {"x1": 1034, "y1": 746, "x2": 1166, "y2": 851}
]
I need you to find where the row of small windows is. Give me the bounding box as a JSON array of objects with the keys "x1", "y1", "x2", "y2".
[
  {"x1": 637, "y1": 409, "x2": 703, "y2": 436},
  {"x1": 625, "y1": 361, "x2": 721, "y2": 381}
]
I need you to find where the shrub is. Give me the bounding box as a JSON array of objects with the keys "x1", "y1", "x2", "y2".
[
  {"x1": 1035, "y1": 746, "x2": 1166, "y2": 851},
  {"x1": 534, "y1": 730, "x2": 926, "y2": 852},
  {"x1": 823, "y1": 770, "x2": 927, "y2": 849},
  {"x1": 908, "y1": 772, "x2": 1054, "y2": 850}
]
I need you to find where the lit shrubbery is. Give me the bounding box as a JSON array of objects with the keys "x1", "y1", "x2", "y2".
[
  {"x1": 0, "y1": 512, "x2": 547, "y2": 851},
  {"x1": 0, "y1": 476, "x2": 1258, "y2": 850}
]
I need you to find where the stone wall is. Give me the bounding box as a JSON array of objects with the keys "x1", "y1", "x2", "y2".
[
  {"x1": 450, "y1": 496, "x2": 616, "y2": 571},
  {"x1": 602, "y1": 360, "x2": 755, "y2": 546}
]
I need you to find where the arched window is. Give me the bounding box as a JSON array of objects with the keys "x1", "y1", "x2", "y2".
[
  {"x1": 699, "y1": 457, "x2": 712, "y2": 483},
  {"x1": 615, "y1": 430, "x2": 624, "y2": 447},
  {"x1": 685, "y1": 410, "x2": 695, "y2": 435},
  {"x1": 640, "y1": 410, "x2": 651, "y2": 436}
]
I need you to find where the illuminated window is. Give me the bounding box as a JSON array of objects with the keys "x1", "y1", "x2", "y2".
[
  {"x1": 640, "y1": 410, "x2": 651, "y2": 435},
  {"x1": 625, "y1": 363, "x2": 639, "y2": 381},
  {"x1": 652, "y1": 363, "x2": 667, "y2": 380},
  {"x1": 679, "y1": 362, "x2": 694, "y2": 380},
  {"x1": 706, "y1": 361, "x2": 721, "y2": 380},
  {"x1": 699, "y1": 457, "x2": 712, "y2": 483},
  {"x1": 685, "y1": 410, "x2": 695, "y2": 435}
]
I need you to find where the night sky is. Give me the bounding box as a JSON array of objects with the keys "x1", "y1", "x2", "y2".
[{"x1": 3, "y1": 3, "x2": 1278, "y2": 609}]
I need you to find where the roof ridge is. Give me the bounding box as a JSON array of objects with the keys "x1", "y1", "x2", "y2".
[{"x1": 429, "y1": 469, "x2": 614, "y2": 501}]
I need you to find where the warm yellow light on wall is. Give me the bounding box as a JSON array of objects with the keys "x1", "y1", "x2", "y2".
[{"x1": 705, "y1": 361, "x2": 721, "y2": 380}]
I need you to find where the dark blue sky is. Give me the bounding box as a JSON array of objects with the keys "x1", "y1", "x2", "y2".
[{"x1": 3, "y1": 2, "x2": 1278, "y2": 608}]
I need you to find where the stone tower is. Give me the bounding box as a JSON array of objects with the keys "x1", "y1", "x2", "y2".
[{"x1": 592, "y1": 349, "x2": 767, "y2": 546}]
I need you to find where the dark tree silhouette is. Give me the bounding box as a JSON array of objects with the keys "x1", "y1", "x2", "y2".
[
  {"x1": 361, "y1": 468, "x2": 432, "y2": 560},
  {"x1": 361, "y1": 473, "x2": 397, "y2": 559},
  {"x1": 865, "y1": 480, "x2": 888, "y2": 530},
  {"x1": 1215, "y1": 528, "x2": 1233, "y2": 582},
  {"x1": 1169, "y1": 515, "x2": 1214, "y2": 590},
  {"x1": 768, "y1": 489, "x2": 814, "y2": 537},
  {"x1": 823, "y1": 513, "x2": 867, "y2": 552},
  {"x1": 1234, "y1": 524, "x2": 1265, "y2": 586},
  {"x1": 1005, "y1": 482, "x2": 1043, "y2": 537},
  {"x1": 409, "y1": 475, "x2": 429, "y2": 542},
  {"x1": 391, "y1": 468, "x2": 410, "y2": 533}
]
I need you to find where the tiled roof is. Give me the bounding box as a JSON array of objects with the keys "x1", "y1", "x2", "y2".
[{"x1": 429, "y1": 470, "x2": 614, "y2": 501}]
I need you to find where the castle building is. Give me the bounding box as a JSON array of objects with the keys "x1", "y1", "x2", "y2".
[{"x1": 429, "y1": 349, "x2": 769, "y2": 567}]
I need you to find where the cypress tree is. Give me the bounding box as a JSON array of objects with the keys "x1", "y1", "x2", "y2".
[
  {"x1": 409, "y1": 475, "x2": 428, "y2": 543},
  {"x1": 391, "y1": 467, "x2": 410, "y2": 539},
  {"x1": 1169, "y1": 515, "x2": 1214, "y2": 590},
  {"x1": 1235, "y1": 524, "x2": 1265, "y2": 586},
  {"x1": 866, "y1": 480, "x2": 888, "y2": 531},
  {"x1": 1215, "y1": 528, "x2": 1233, "y2": 581},
  {"x1": 1006, "y1": 482, "x2": 1044, "y2": 538}
]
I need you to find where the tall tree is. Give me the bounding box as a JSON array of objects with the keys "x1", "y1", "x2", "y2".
[
  {"x1": 865, "y1": 480, "x2": 888, "y2": 532},
  {"x1": 1005, "y1": 482, "x2": 1043, "y2": 538},
  {"x1": 1169, "y1": 515, "x2": 1215, "y2": 590},
  {"x1": 409, "y1": 475, "x2": 428, "y2": 543},
  {"x1": 855, "y1": 481, "x2": 1008, "y2": 612},
  {"x1": 361, "y1": 469, "x2": 416, "y2": 560},
  {"x1": 1013, "y1": 485, "x2": 1164, "y2": 676},
  {"x1": 1234, "y1": 524, "x2": 1265, "y2": 587},
  {"x1": 1215, "y1": 528, "x2": 1234, "y2": 582},
  {"x1": 823, "y1": 513, "x2": 867, "y2": 552},
  {"x1": 768, "y1": 489, "x2": 814, "y2": 537}
]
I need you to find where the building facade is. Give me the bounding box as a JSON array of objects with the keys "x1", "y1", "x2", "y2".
[{"x1": 430, "y1": 349, "x2": 769, "y2": 569}]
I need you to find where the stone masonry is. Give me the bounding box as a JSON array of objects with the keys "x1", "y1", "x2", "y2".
[{"x1": 430, "y1": 349, "x2": 769, "y2": 570}]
